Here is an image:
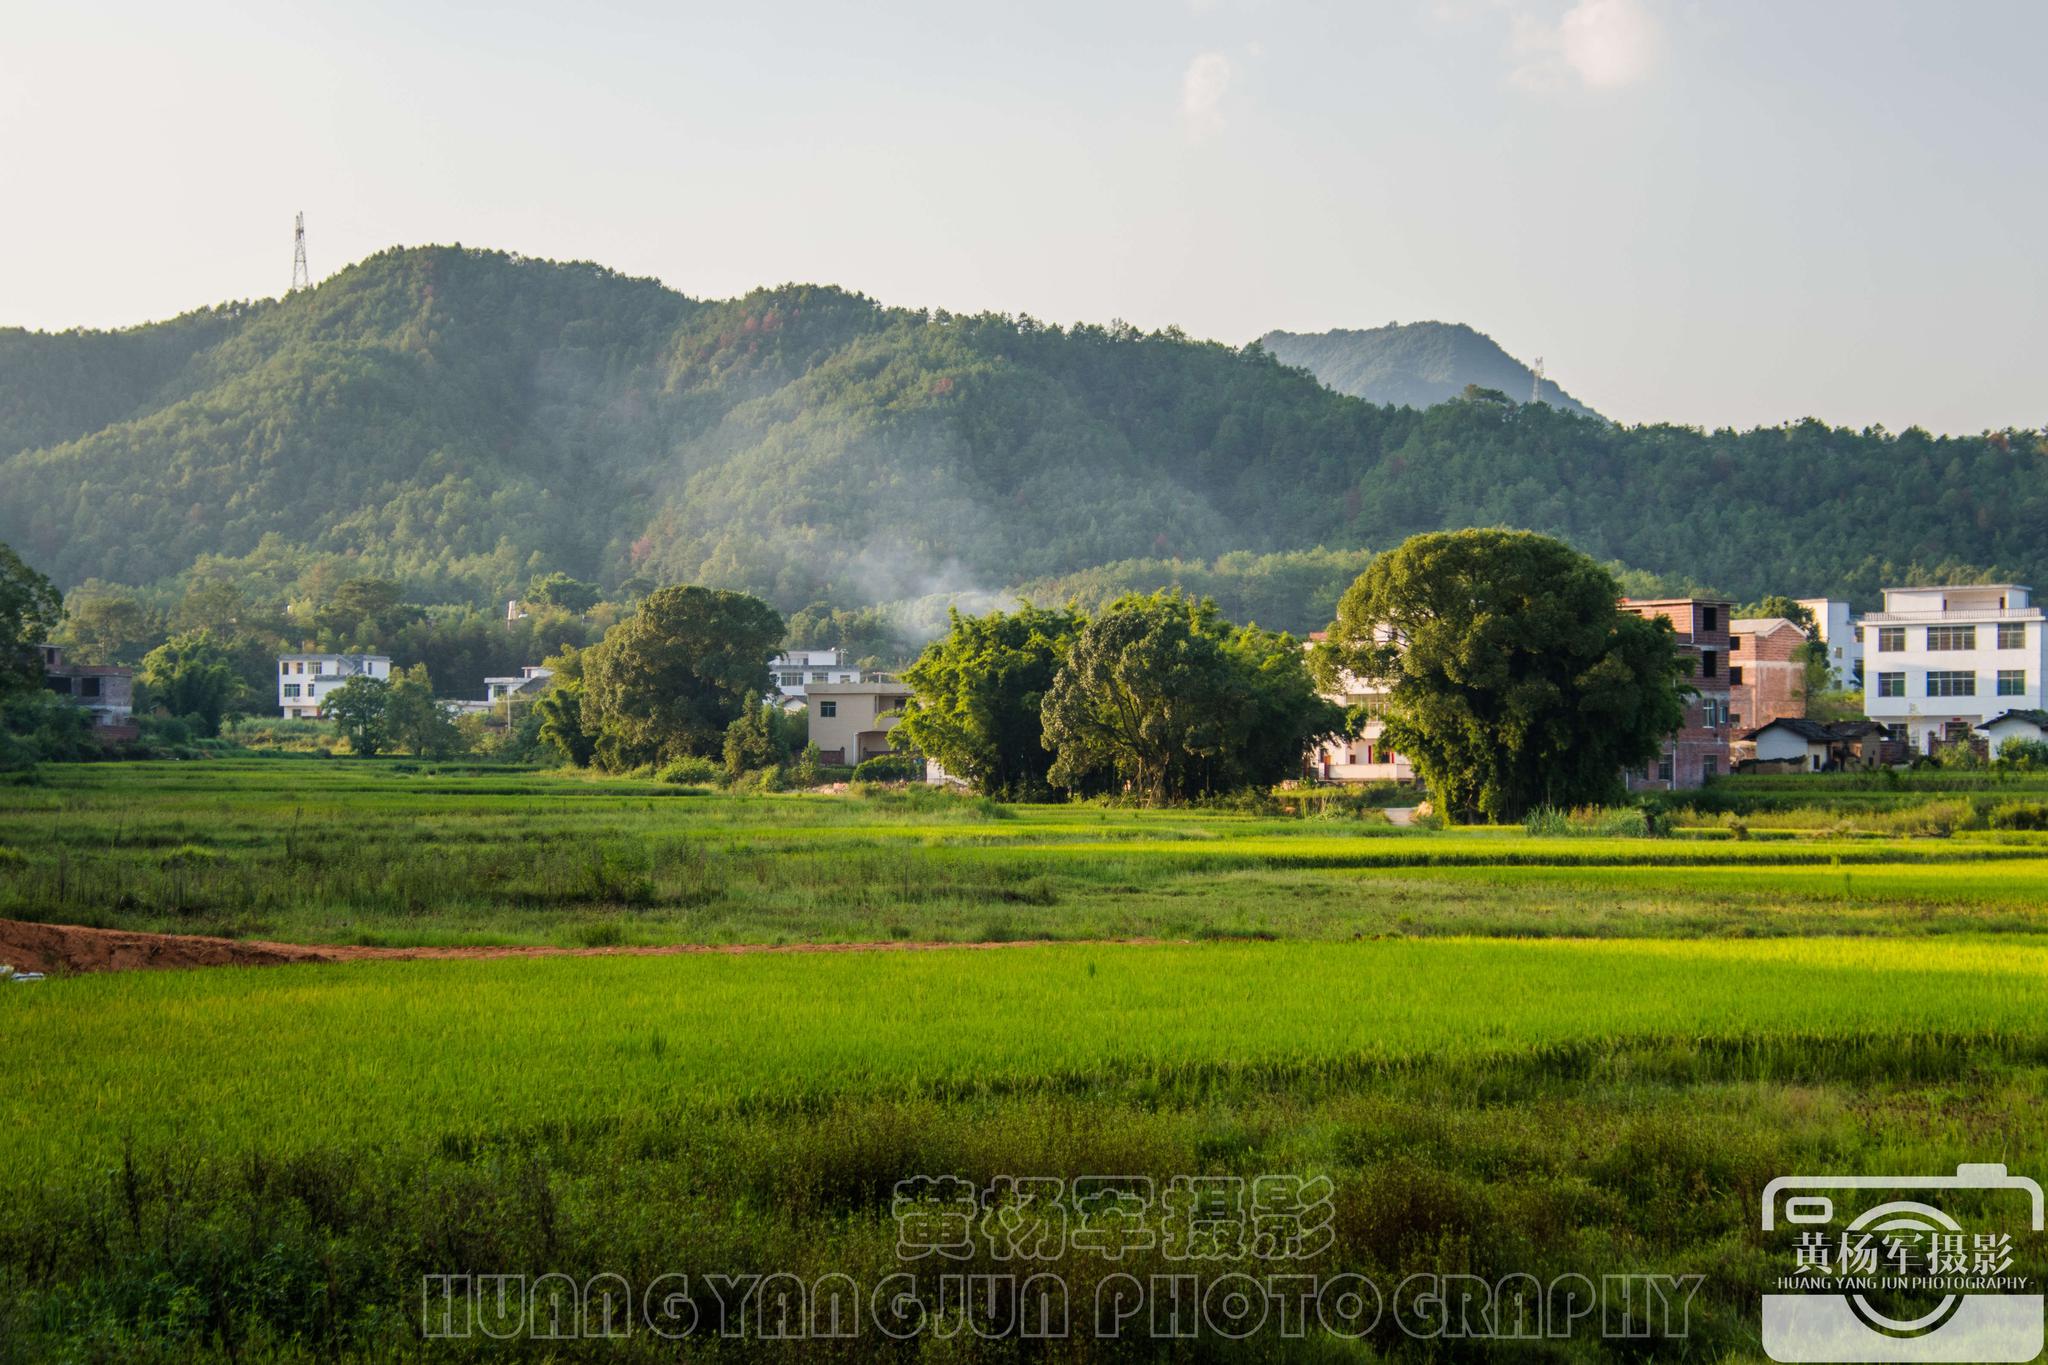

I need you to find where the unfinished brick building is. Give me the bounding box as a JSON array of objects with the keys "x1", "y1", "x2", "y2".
[{"x1": 1620, "y1": 598, "x2": 1734, "y2": 791}]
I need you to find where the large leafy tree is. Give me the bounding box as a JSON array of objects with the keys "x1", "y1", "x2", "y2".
[
  {"x1": 385, "y1": 664, "x2": 465, "y2": 758},
  {"x1": 58, "y1": 589, "x2": 160, "y2": 666},
  {"x1": 580, "y1": 586, "x2": 782, "y2": 769},
  {"x1": 1041, "y1": 592, "x2": 1341, "y2": 804},
  {"x1": 898, "y1": 603, "x2": 1086, "y2": 799},
  {"x1": 138, "y1": 632, "x2": 243, "y2": 736},
  {"x1": 526, "y1": 572, "x2": 600, "y2": 615},
  {"x1": 1315, "y1": 529, "x2": 1688, "y2": 823},
  {"x1": 324, "y1": 676, "x2": 391, "y2": 757},
  {"x1": 0, "y1": 542, "x2": 63, "y2": 696}
]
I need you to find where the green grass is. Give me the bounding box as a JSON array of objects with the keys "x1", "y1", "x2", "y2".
[
  {"x1": 6, "y1": 759, "x2": 2048, "y2": 947},
  {"x1": 8, "y1": 759, "x2": 2048, "y2": 1359}
]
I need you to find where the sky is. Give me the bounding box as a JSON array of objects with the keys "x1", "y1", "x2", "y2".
[{"x1": 2, "y1": 0, "x2": 2043, "y2": 433}]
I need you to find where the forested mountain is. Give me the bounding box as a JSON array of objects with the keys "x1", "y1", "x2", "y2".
[
  {"x1": 2, "y1": 246, "x2": 2041, "y2": 621},
  {"x1": 1259, "y1": 321, "x2": 1601, "y2": 418}
]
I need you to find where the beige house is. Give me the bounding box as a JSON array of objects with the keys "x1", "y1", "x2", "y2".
[{"x1": 807, "y1": 680, "x2": 913, "y2": 766}]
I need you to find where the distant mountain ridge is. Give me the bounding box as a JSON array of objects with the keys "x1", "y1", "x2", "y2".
[
  {"x1": 1259, "y1": 321, "x2": 1601, "y2": 418},
  {"x1": 1, "y1": 245, "x2": 2039, "y2": 617}
]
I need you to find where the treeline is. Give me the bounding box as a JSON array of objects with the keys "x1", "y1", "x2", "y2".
[{"x1": 2, "y1": 246, "x2": 2040, "y2": 625}]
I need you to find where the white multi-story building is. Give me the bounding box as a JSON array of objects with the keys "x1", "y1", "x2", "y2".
[
  {"x1": 1303, "y1": 633, "x2": 1417, "y2": 785},
  {"x1": 1861, "y1": 585, "x2": 2044, "y2": 755},
  {"x1": 1796, "y1": 597, "x2": 1863, "y2": 688},
  {"x1": 769, "y1": 648, "x2": 862, "y2": 700},
  {"x1": 277, "y1": 653, "x2": 392, "y2": 719}
]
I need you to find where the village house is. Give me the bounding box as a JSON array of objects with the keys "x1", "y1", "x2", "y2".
[
  {"x1": 1977, "y1": 709, "x2": 2048, "y2": 759},
  {"x1": 769, "y1": 648, "x2": 863, "y2": 701},
  {"x1": 1728, "y1": 615, "x2": 1809, "y2": 750},
  {"x1": 1742, "y1": 717, "x2": 1890, "y2": 773},
  {"x1": 1621, "y1": 598, "x2": 1734, "y2": 790},
  {"x1": 806, "y1": 679, "x2": 913, "y2": 766},
  {"x1": 37, "y1": 643, "x2": 138, "y2": 743},
  {"x1": 1861, "y1": 584, "x2": 2043, "y2": 756},
  {"x1": 1302, "y1": 632, "x2": 1417, "y2": 785},
  {"x1": 277, "y1": 653, "x2": 392, "y2": 719}
]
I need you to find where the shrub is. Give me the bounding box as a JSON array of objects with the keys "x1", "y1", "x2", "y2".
[
  {"x1": 656, "y1": 755, "x2": 723, "y2": 786},
  {"x1": 852, "y1": 754, "x2": 924, "y2": 783},
  {"x1": 1997, "y1": 739, "x2": 2048, "y2": 772},
  {"x1": 1988, "y1": 801, "x2": 2048, "y2": 831},
  {"x1": 1524, "y1": 805, "x2": 1653, "y2": 838}
]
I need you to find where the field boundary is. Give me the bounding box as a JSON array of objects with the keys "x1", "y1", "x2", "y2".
[{"x1": 0, "y1": 918, "x2": 1160, "y2": 976}]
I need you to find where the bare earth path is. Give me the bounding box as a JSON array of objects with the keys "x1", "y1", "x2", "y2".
[{"x1": 0, "y1": 918, "x2": 1142, "y2": 976}]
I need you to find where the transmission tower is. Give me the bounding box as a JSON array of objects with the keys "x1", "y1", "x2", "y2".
[
  {"x1": 1529, "y1": 356, "x2": 1544, "y2": 406},
  {"x1": 290, "y1": 212, "x2": 310, "y2": 293}
]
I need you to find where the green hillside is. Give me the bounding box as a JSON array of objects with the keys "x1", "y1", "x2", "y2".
[
  {"x1": 2, "y1": 245, "x2": 2041, "y2": 617},
  {"x1": 1260, "y1": 320, "x2": 1602, "y2": 417}
]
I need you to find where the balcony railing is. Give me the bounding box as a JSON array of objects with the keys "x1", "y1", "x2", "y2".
[{"x1": 1863, "y1": 607, "x2": 2042, "y2": 623}]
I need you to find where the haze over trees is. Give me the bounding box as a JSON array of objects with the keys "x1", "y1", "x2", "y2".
[
  {"x1": 2, "y1": 245, "x2": 2041, "y2": 637},
  {"x1": 1315, "y1": 530, "x2": 1689, "y2": 823}
]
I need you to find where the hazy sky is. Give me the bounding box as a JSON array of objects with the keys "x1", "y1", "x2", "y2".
[{"x1": 3, "y1": 0, "x2": 2042, "y2": 432}]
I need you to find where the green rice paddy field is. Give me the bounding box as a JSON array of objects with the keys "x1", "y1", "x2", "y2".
[{"x1": 5, "y1": 760, "x2": 2048, "y2": 1360}]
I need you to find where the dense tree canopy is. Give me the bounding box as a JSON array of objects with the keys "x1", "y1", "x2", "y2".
[
  {"x1": 0, "y1": 542, "x2": 62, "y2": 696},
  {"x1": 138, "y1": 632, "x2": 242, "y2": 736},
  {"x1": 1316, "y1": 530, "x2": 1689, "y2": 823},
  {"x1": 1041, "y1": 593, "x2": 1342, "y2": 803},
  {"x1": 898, "y1": 604, "x2": 1085, "y2": 799},
  {"x1": 579, "y1": 586, "x2": 783, "y2": 769},
  {"x1": 1, "y1": 246, "x2": 2038, "y2": 625}
]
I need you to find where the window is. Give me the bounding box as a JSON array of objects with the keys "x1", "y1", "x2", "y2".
[
  {"x1": 1656, "y1": 754, "x2": 1674, "y2": 783},
  {"x1": 779, "y1": 673, "x2": 800, "y2": 686},
  {"x1": 45, "y1": 676, "x2": 72, "y2": 695},
  {"x1": 1926, "y1": 670, "x2": 1976, "y2": 698},
  {"x1": 1877, "y1": 627, "x2": 1905, "y2": 652},
  {"x1": 1999, "y1": 623, "x2": 2027, "y2": 649},
  {"x1": 283, "y1": 683, "x2": 301, "y2": 699},
  {"x1": 1699, "y1": 649, "x2": 1717, "y2": 679},
  {"x1": 1927, "y1": 625, "x2": 1976, "y2": 651},
  {"x1": 818, "y1": 700, "x2": 837, "y2": 718},
  {"x1": 1728, "y1": 665, "x2": 1744, "y2": 685},
  {"x1": 280, "y1": 661, "x2": 291, "y2": 675},
  {"x1": 811, "y1": 672, "x2": 829, "y2": 683},
  {"x1": 1997, "y1": 670, "x2": 2027, "y2": 696},
  {"x1": 1877, "y1": 672, "x2": 1905, "y2": 698},
  {"x1": 1700, "y1": 756, "x2": 1717, "y2": 780},
  {"x1": 1700, "y1": 605, "x2": 1719, "y2": 633},
  {"x1": 79, "y1": 677, "x2": 100, "y2": 698}
]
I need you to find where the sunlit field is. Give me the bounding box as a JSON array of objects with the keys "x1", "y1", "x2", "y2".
[
  {"x1": 5, "y1": 759, "x2": 2048, "y2": 1360},
  {"x1": 5, "y1": 759, "x2": 2048, "y2": 947}
]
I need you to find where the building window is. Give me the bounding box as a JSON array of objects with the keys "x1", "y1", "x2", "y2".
[
  {"x1": 1701, "y1": 605, "x2": 1719, "y2": 633},
  {"x1": 46, "y1": 676, "x2": 72, "y2": 695},
  {"x1": 1926, "y1": 670, "x2": 1976, "y2": 698},
  {"x1": 1877, "y1": 672, "x2": 1905, "y2": 698},
  {"x1": 1699, "y1": 649, "x2": 1717, "y2": 679},
  {"x1": 1701, "y1": 756, "x2": 1717, "y2": 780},
  {"x1": 1656, "y1": 753, "x2": 1674, "y2": 782},
  {"x1": 779, "y1": 673, "x2": 800, "y2": 686},
  {"x1": 1998, "y1": 623, "x2": 2026, "y2": 649},
  {"x1": 818, "y1": 700, "x2": 837, "y2": 718},
  {"x1": 280, "y1": 661, "x2": 290, "y2": 675},
  {"x1": 812, "y1": 672, "x2": 829, "y2": 683},
  {"x1": 1877, "y1": 627, "x2": 1905, "y2": 652},
  {"x1": 1728, "y1": 665, "x2": 1744, "y2": 685},
  {"x1": 1997, "y1": 670, "x2": 2027, "y2": 696},
  {"x1": 283, "y1": 684, "x2": 301, "y2": 699},
  {"x1": 1927, "y1": 625, "x2": 1976, "y2": 651},
  {"x1": 80, "y1": 677, "x2": 101, "y2": 698}
]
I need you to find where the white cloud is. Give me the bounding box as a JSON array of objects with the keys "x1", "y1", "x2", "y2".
[
  {"x1": 1180, "y1": 52, "x2": 1233, "y2": 138},
  {"x1": 1509, "y1": 0, "x2": 1659, "y2": 92}
]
